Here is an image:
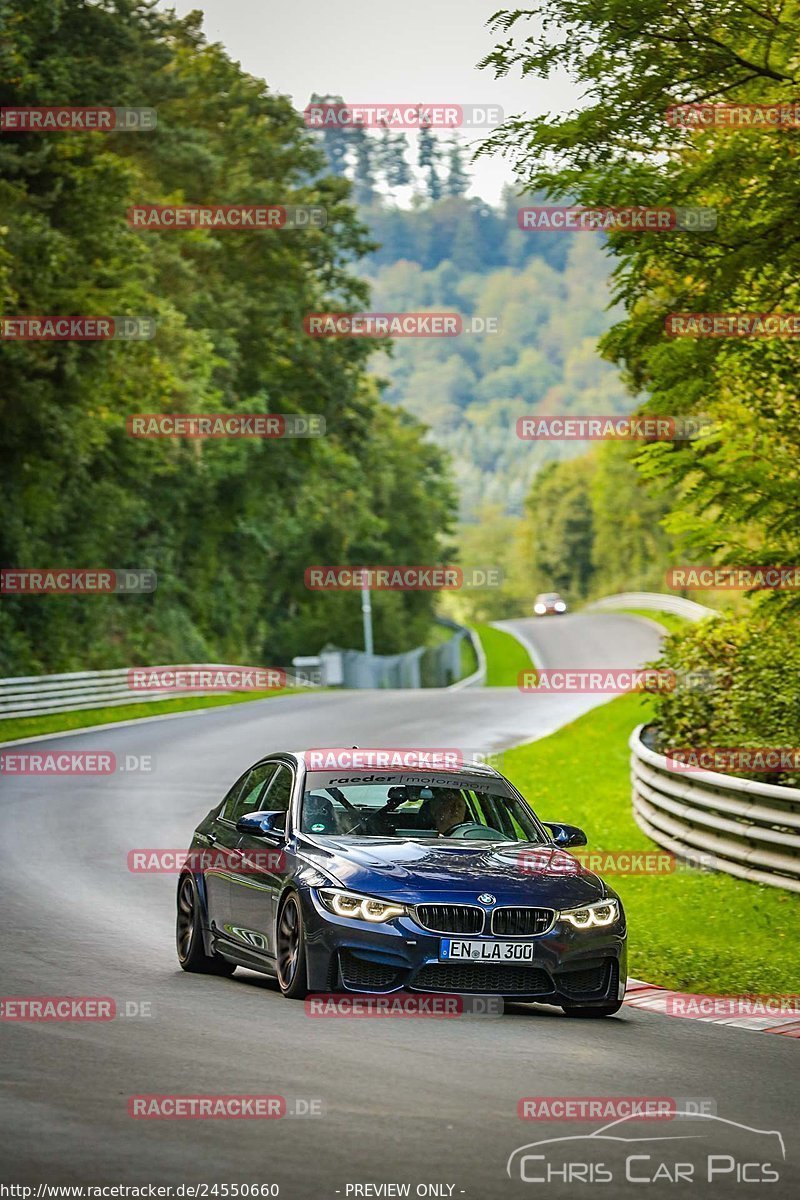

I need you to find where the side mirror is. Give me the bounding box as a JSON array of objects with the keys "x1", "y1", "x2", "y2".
[
  {"x1": 544, "y1": 821, "x2": 587, "y2": 849},
  {"x1": 236, "y1": 810, "x2": 286, "y2": 839}
]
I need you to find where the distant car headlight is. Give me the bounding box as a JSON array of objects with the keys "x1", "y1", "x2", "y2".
[
  {"x1": 554, "y1": 602, "x2": 566, "y2": 612},
  {"x1": 534, "y1": 603, "x2": 546, "y2": 614},
  {"x1": 559, "y1": 899, "x2": 619, "y2": 928},
  {"x1": 317, "y1": 888, "x2": 407, "y2": 923}
]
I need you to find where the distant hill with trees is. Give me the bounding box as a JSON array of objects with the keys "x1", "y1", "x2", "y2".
[{"x1": 307, "y1": 100, "x2": 634, "y2": 519}]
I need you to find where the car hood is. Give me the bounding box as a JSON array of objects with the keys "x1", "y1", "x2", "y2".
[{"x1": 297, "y1": 837, "x2": 607, "y2": 906}]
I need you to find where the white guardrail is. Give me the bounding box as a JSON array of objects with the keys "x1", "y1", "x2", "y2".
[
  {"x1": 0, "y1": 665, "x2": 313, "y2": 721},
  {"x1": 0, "y1": 626, "x2": 486, "y2": 721},
  {"x1": 631, "y1": 724, "x2": 800, "y2": 893},
  {"x1": 587, "y1": 591, "x2": 717, "y2": 621},
  {"x1": 447, "y1": 624, "x2": 487, "y2": 690}
]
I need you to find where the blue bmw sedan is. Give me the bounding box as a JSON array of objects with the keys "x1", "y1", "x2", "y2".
[{"x1": 176, "y1": 751, "x2": 627, "y2": 1016}]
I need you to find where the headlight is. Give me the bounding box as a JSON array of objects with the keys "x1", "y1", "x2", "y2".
[
  {"x1": 555, "y1": 602, "x2": 566, "y2": 612},
  {"x1": 534, "y1": 604, "x2": 546, "y2": 614},
  {"x1": 559, "y1": 899, "x2": 619, "y2": 928},
  {"x1": 318, "y1": 888, "x2": 407, "y2": 923}
]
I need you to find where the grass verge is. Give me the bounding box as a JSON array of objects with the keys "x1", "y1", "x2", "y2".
[
  {"x1": 474, "y1": 623, "x2": 535, "y2": 687},
  {"x1": 617, "y1": 607, "x2": 692, "y2": 637},
  {"x1": 0, "y1": 687, "x2": 306, "y2": 744},
  {"x1": 502, "y1": 692, "x2": 799, "y2": 994},
  {"x1": 460, "y1": 634, "x2": 479, "y2": 679}
]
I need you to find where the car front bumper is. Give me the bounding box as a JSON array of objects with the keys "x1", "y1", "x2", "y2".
[{"x1": 302, "y1": 891, "x2": 627, "y2": 1006}]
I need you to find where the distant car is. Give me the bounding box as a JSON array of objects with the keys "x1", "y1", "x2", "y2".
[
  {"x1": 176, "y1": 752, "x2": 626, "y2": 1015},
  {"x1": 534, "y1": 592, "x2": 567, "y2": 615}
]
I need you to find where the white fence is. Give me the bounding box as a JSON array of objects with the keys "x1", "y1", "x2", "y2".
[
  {"x1": 0, "y1": 665, "x2": 313, "y2": 721},
  {"x1": 1, "y1": 622, "x2": 485, "y2": 720},
  {"x1": 588, "y1": 592, "x2": 717, "y2": 621},
  {"x1": 630, "y1": 725, "x2": 800, "y2": 893},
  {"x1": 295, "y1": 618, "x2": 484, "y2": 690}
]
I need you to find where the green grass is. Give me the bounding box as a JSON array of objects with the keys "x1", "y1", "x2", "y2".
[
  {"x1": 474, "y1": 623, "x2": 536, "y2": 687},
  {"x1": 0, "y1": 687, "x2": 306, "y2": 744},
  {"x1": 426, "y1": 622, "x2": 457, "y2": 647},
  {"x1": 502, "y1": 692, "x2": 800, "y2": 994},
  {"x1": 617, "y1": 607, "x2": 692, "y2": 637},
  {"x1": 460, "y1": 633, "x2": 479, "y2": 679}
]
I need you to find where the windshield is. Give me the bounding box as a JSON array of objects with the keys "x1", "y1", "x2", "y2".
[{"x1": 300, "y1": 776, "x2": 547, "y2": 843}]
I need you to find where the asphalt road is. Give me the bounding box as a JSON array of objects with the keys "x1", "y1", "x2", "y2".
[{"x1": 1, "y1": 613, "x2": 797, "y2": 1198}]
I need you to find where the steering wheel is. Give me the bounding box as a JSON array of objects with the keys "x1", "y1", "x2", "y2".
[
  {"x1": 326, "y1": 786, "x2": 371, "y2": 834},
  {"x1": 444, "y1": 822, "x2": 505, "y2": 840}
]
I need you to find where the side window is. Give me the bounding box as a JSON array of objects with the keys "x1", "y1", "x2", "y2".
[
  {"x1": 223, "y1": 763, "x2": 278, "y2": 823},
  {"x1": 262, "y1": 765, "x2": 294, "y2": 813},
  {"x1": 219, "y1": 772, "x2": 250, "y2": 821}
]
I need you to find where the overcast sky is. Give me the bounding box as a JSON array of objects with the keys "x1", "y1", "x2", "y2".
[{"x1": 155, "y1": 0, "x2": 578, "y2": 202}]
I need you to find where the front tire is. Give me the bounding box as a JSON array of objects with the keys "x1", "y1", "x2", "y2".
[
  {"x1": 562, "y1": 1000, "x2": 623, "y2": 1018},
  {"x1": 276, "y1": 892, "x2": 309, "y2": 999},
  {"x1": 176, "y1": 873, "x2": 236, "y2": 976}
]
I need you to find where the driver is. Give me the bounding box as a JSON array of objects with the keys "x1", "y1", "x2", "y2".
[{"x1": 430, "y1": 789, "x2": 467, "y2": 837}]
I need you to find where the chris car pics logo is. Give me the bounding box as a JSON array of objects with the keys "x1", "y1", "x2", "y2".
[{"x1": 507, "y1": 1112, "x2": 785, "y2": 1185}]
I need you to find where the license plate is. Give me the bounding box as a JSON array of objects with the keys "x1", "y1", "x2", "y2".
[{"x1": 440, "y1": 938, "x2": 537, "y2": 963}]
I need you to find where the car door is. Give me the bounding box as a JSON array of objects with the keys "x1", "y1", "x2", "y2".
[
  {"x1": 228, "y1": 762, "x2": 295, "y2": 960},
  {"x1": 204, "y1": 761, "x2": 279, "y2": 941}
]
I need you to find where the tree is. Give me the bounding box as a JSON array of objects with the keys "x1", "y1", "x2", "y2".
[
  {"x1": 376, "y1": 122, "x2": 412, "y2": 193},
  {"x1": 0, "y1": 1, "x2": 455, "y2": 674},
  {"x1": 480, "y1": 1, "x2": 800, "y2": 614},
  {"x1": 417, "y1": 118, "x2": 442, "y2": 200},
  {"x1": 306, "y1": 92, "x2": 351, "y2": 177},
  {"x1": 349, "y1": 123, "x2": 376, "y2": 204},
  {"x1": 444, "y1": 138, "x2": 470, "y2": 197},
  {"x1": 522, "y1": 458, "x2": 597, "y2": 601}
]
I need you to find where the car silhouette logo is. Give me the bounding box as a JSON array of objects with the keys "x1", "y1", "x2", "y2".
[
  {"x1": 478, "y1": 893, "x2": 496, "y2": 905},
  {"x1": 506, "y1": 1112, "x2": 786, "y2": 1181}
]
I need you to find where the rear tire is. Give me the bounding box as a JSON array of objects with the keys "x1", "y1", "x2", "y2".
[
  {"x1": 177, "y1": 873, "x2": 236, "y2": 976},
  {"x1": 276, "y1": 892, "x2": 309, "y2": 999},
  {"x1": 562, "y1": 1000, "x2": 623, "y2": 1018}
]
